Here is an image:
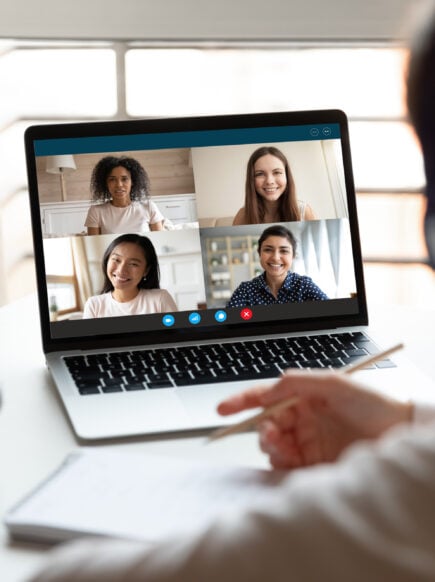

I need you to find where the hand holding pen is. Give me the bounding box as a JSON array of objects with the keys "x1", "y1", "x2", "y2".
[{"x1": 210, "y1": 344, "x2": 412, "y2": 469}]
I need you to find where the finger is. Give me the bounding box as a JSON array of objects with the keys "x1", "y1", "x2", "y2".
[
  {"x1": 269, "y1": 453, "x2": 303, "y2": 470},
  {"x1": 217, "y1": 386, "x2": 271, "y2": 416},
  {"x1": 259, "y1": 370, "x2": 335, "y2": 407},
  {"x1": 258, "y1": 419, "x2": 281, "y2": 449},
  {"x1": 258, "y1": 422, "x2": 303, "y2": 468},
  {"x1": 259, "y1": 399, "x2": 325, "y2": 467},
  {"x1": 267, "y1": 440, "x2": 304, "y2": 469},
  {"x1": 271, "y1": 405, "x2": 297, "y2": 429},
  {"x1": 290, "y1": 400, "x2": 327, "y2": 465}
]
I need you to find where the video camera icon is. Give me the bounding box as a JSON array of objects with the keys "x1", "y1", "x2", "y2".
[{"x1": 162, "y1": 314, "x2": 175, "y2": 327}]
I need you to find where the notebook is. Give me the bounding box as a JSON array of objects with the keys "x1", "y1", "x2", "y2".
[
  {"x1": 5, "y1": 448, "x2": 283, "y2": 544},
  {"x1": 24, "y1": 109, "x2": 420, "y2": 441}
]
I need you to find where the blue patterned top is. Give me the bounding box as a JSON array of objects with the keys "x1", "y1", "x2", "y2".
[{"x1": 227, "y1": 272, "x2": 328, "y2": 308}]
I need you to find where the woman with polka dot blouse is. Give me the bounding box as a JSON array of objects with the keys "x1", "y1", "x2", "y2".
[{"x1": 227, "y1": 225, "x2": 328, "y2": 308}]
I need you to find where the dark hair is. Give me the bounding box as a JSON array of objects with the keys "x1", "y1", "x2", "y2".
[
  {"x1": 406, "y1": 7, "x2": 435, "y2": 266},
  {"x1": 100, "y1": 234, "x2": 160, "y2": 293},
  {"x1": 90, "y1": 156, "x2": 151, "y2": 202},
  {"x1": 407, "y1": 9, "x2": 435, "y2": 151},
  {"x1": 244, "y1": 146, "x2": 300, "y2": 224},
  {"x1": 257, "y1": 225, "x2": 297, "y2": 255}
]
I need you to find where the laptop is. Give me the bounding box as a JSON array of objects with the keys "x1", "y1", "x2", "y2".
[{"x1": 24, "y1": 109, "x2": 422, "y2": 441}]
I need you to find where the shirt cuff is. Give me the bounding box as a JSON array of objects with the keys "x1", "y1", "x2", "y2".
[{"x1": 412, "y1": 401, "x2": 435, "y2": 424}]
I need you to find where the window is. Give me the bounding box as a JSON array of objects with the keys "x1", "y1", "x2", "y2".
[
  {"x1": 44, "y1": 238, "x2": 79, "y2": 317},
  {"x1": 0, "y1": 41, "x2": 432, "y2": 307}
]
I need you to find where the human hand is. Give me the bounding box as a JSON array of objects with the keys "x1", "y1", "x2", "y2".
[{"x1": 217, "y1": 371, "x2": 413, "y2": 469}]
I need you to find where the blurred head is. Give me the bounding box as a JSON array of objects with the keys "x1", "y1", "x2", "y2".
[
  {"x1": 90, "y1": 156, "x2": 151, "y2": 203},
  {"x1": 101, "y1": 234, "x2": 160, "y2": 294},
  {"x1": 406, "y1": 5, "x2": 435, "y2": 267}
]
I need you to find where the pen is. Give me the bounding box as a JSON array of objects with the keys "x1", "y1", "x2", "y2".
[{"x1": 207, "y1": 342, "x2": 404, "y2": 443}]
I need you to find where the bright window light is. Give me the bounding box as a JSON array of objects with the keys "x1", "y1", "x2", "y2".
[
  {"x1": 0, "y1": 49, "x2": 117, "y2": 124},
  {"x1": 0, "y1": 41, "x2": 429, "y2": 308},
  {"x1": 44, "y1": 238, "x2": 73, "y2": 276},
  {"x1": 126, "y1": 48, "x2": 408, "y2": 118},
  {"x1": 350, "y1": 121, "x2": 425, "y2": 190}
]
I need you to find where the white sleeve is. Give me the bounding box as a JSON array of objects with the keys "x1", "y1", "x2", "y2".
[
  {"x1": 82, "y1": 297, "x2": 97, "y2": 319},
  {"x1": 84, "y1": 205, "x2": 100, "y2": 228},
  {"x1": 159, "y1": 289, "x2": 178, "y2": 312},
  {"x1": 29, "y1": 422, "x2": 435, "y2": 582},
  {"x1": 147, "y1": 200, "x2": 164, "y2": 225},
  {"x1": 413, "y1": 401, "x2": 435, "y2": 424}
]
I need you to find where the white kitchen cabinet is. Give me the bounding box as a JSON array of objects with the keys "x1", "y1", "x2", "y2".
[
  {"x1": 154, "y1": 194, "x2": 197, "y2": 224},
  {"x1": 40, "y1": 194, "x2": 197, "y2": 237},
  {"x1": 41, "y1": 200, "x2": 90, "y2": 237}
]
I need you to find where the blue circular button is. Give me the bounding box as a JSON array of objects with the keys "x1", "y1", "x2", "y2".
[
  {"x1": 214, "y1": 310, "x2": 227, "y2": 323},
  {"x1": 162, "y1": 314, "x2": 175, "y2": 327},
  {"x1": 188, "y1": 312, "x2": 201, "y2": 325}
]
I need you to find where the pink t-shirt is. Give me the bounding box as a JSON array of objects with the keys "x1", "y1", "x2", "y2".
[
  {"x1": 83, "y1": 289, "x2": 178, "y2": 318},
  {"x1": 85, "y1": 201, "x2": 164, "y2": 234}
]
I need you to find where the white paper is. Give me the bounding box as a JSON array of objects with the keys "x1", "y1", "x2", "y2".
[{"x1": 5, "y1": 449, "x2": 284, "y2": 544}]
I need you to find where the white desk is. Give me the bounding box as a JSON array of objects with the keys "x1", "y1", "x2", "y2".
[{"x1": 1, "y1": 295, "x2": 435, "y2": 582}]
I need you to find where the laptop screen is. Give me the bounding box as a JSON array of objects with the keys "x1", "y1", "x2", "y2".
[{"x1": 25, "y1": 110, "x2": 366, "y2": 351}]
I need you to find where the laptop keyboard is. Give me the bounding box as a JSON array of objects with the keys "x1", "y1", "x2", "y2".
[{"x1": 64, "y1": 331, "x2": 395, "y2": 396}]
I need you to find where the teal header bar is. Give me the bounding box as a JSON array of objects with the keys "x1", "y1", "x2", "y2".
[{"x1": 34, "y1": 123, "x2": 340, "y2": 156}]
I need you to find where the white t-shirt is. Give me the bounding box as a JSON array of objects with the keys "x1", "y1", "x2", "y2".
[
  {"x1": 83, "y1": 289, "x2": 178, "y2": 318},
  {"x1": 85, "y1": 201, "x2": 164, "y2": 234}
]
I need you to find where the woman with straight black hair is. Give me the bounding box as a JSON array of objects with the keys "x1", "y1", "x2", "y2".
[{"x1": 83, "y1": 234, "x2": 177, "y2": 318}]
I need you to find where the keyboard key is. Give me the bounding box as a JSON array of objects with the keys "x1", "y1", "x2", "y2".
[
  {"x1": 375, "y1": 359, "x2": 396, "y2": 369},
  {"x1": 101, "y1": 385, "x2": 124, "y2": 393},
  {"x1": 344, "y1": 348, "x2": 368, "y2": 357},
  {"x1": 124, "y1": 382, "x2": 146, "y2": 391},
  {"x1": 68, "y1": 331, "x2": 384, "y2": 396},
  {"x1": 147, "y1": 380, "x2": 174, "y2": 389},
  {"x1": 78, "y1": 386, "x2": 100, "y2": 395}
]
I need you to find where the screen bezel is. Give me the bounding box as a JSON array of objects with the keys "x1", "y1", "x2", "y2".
[{"x1": 25, "y1": 109, "x2": 367, "y2": 354}]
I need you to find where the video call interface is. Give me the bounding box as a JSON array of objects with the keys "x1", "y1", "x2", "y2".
[{"x1": 33, "y1": 122, "x2": 359, "y2": 340}]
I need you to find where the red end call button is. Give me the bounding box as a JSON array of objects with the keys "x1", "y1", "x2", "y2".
[{"x1": 240, "y1": 308, "x2": 253, "y2": 321}]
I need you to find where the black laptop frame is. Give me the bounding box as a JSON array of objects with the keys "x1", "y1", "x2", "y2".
[{"x1": 25, "y1": 109, "x2": 368, "y2": 354}]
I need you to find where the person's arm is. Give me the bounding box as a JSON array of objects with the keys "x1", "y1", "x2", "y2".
[
  {"x1": 226, "y1": 283, "x2": 249, "y2": 308},
  {"x1": 147, "y1": 200, "x2": 164, "y2": 231},
  {"x1": 150, "y1": 221, "x2": 163, "y2": 231},
  {"x1": 84, "y1": 205, "x2": 101, "y2": 236},
  {"x1": 30, "y1": 418, "x2": 435, "y2": 582},
  {"x1": 232, "y1": 207, "x2": 246, "y2": 225},
  {"x1": 82, "y1": 297, "x2": 97, "y2": 319},
  {"x1": 159, "y1": 289, "x2": 178, "y2": 312},
  {"x1": 303, "y1": 203, "x2": 316, "y2": 220},
  {"x1": 87, "y1": 226, "x2": 101, "y2": 235},
  {"x1": 218, "y1": 371, "x2": 413, "y2": 469},
  {"x1": 300, "y1": 276, "x2": 328, "y2": 301}
]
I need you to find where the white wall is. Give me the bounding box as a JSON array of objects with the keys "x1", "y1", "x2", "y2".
[
  {"x1": 0, "y1": 0, "x2": 425, "y2": 41},
  {"x1": 192, "y1": 141, "x2": 344, "y2": 221}
]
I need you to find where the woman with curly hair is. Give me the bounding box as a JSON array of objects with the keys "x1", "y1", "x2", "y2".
[
  {"x1": 84, "y1": 156, "x2": 164, "y2": 235},
  {"x1": 233, "y1": 146, "x2": 315, "y2": 225}
]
